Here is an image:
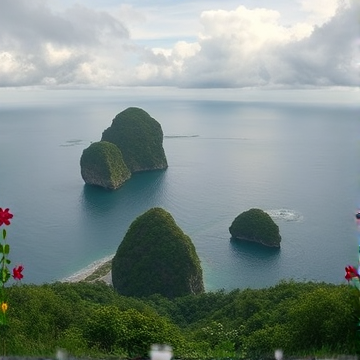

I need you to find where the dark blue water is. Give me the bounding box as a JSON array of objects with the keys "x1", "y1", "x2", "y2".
[{"x1": 0, "y1": 89, "x2": 359, "y2": 291}]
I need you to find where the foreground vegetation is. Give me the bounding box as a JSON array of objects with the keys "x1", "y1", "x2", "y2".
[{"x1": 1, "y1": 280, "x2": 359, "y2": 359}]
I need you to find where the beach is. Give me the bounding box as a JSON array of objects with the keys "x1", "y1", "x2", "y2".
[{"x1": 61, "y1": 255, "x2": 113, "y2": 285}]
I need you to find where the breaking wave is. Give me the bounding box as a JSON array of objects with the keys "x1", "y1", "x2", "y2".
[{"x1": 265, "y1": 209, "x2": 304, "y2": 222}]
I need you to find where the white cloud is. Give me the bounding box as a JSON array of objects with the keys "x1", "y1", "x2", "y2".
[
  {"x1": 138, "y1": 5, "x2": 315, "y2": 87},
  {"x1": 45, "y1": 44, "x2": 72, "y2": 66},
  {"x1": 0, "y1": 0, "x2": 130, "y2": 86},
  {"x1": 0, "y1": 0, "x2": 358, "y2": 88},
  {"x1": 298, "y1": 0, "x2": 348, "y2": 25},
  {"x1": 139, "y1": 2, "x2": 359, "y2": 88}
]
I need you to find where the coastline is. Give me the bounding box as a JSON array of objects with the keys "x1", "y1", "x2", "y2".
[{"x1": 61, "y1": 254, "x2": 114, "y2": 285}]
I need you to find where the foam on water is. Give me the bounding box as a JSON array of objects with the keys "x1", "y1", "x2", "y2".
[{"x1": 265, "y1": 209, "x2": 304, "y2": 222}]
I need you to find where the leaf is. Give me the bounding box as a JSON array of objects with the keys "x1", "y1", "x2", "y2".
[
  {"x1": 5, "y1": 259, "x2": 10, "y2": 264},
  {"x1": 0, "y1": 244, "x2": 3, "y2": 253},
  {"x1": 2, "y1": 229, "x2": 5, "y2": 240},
  {"x1": 4, "y1": 244, "x2": 9, "y2": 255},
  {"x1": 1, "y1": 268, "x2": 10, "y2": 283}
]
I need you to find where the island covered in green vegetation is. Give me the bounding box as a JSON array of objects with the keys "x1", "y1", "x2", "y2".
[
  {"x1": 80, "y1": 107, "x2": 168, "y2": 189},
  {"x1": 229, "y1": 208, "x2": 281, "y2": 248},
  {"x1": 80, "y1": 141, "x2": 131, "y2": 190},
  {"x1": 102, "y1": 107, "x2": 168, "y2": 173},
  {"x1": 112, "y1": 207, "x2": 204, "y2": 299}
]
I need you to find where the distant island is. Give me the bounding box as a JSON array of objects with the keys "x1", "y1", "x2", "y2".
[
  {"x1": 101, "y1": 107, "x2": 168, "y2": 173},
  {"x1": 229, "y1": 208, "x2": 281, "y2": 248},
  {"x1": 80, "y1": 107, "x2": 167, "y2": 189}
]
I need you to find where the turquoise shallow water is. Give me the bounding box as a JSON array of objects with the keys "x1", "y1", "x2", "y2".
[{"x1": 0, "y1": 89, "x2": 359, "y2": 291}]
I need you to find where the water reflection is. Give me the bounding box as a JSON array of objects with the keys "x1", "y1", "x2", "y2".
[{"x1": 81, "y1": 169, "x2": 168, "y2": 217}]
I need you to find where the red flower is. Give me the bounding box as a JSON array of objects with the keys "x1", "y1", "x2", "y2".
[
  {"x1": 0, "y1": 208, "x2": 13, "y2": 226},
  {"x1": 345, "y1": 265, "x2": 359, "y2": 281},
  {"x1": 12, "y1": 265, "x2": 24, "y2": 281}
]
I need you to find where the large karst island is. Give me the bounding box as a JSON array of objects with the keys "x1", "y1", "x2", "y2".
[
  {"x1": 229, "y1": 208, "x2": 281, "y2": 248},
  {"x1": 80, "y1": 107, "x2": 168, "y2": 189},
  {"x1": 112, "y1": 207, "x2": 205, "y2": 299}
]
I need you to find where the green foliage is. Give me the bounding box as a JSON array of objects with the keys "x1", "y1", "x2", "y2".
[
  {"x1": 101, "y1": 107, "x2": 168, "y2": 173},
  {"x1": 112, "y1": 207, "x2": 204, "y2": 299},
  {"x1": 147, "y1": 290, "x2": 229, "y2": 327},
  {"x1": 84, "y1": 305, "x2": 125, "y2": 352},
  {"x1": 0, "y1": 280, "x2": 358, "y2": 359},
  {"x1": 286, "y1": 286, "x2": 355, "y2": 353},
  {"x1": 83, "y1": 305, "x2": 185, "y2": 357},
  {"x1": 80, "y1": 141, "x2": 130, "y2": 189},
  {"x1": 57, "y1": 327, "x2": 87, "y2": 356},
  {"x1": 116, "y1": 308, "x2": 185, "y2": 357},
  {"x1": 143, "y1": 281, "x2": 359, "y2": 358},
  {"x1": 229, "y1": 208, "x2": 281, "y2": 247}
]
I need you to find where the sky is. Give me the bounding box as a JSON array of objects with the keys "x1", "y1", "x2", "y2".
[{"x1": 0, "y1": 0, "x2": 359, "y2": 89}]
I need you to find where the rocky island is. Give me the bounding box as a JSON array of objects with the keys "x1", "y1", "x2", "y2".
[
  {"x1": 80, "y1": 141, "x2": 131, "y2": 190},
  {"x1": 80, "y1": 107, "x2": 167, "y2": 189},
  {"x1": 229, "y1": 208, "x2": 281, "y2": 248},
  {"x1": 112, "y1": 207, "x2": 204, "y2": 298},
  {"x1": 101, "y1": 107, "x2": 168, "y2": 173}
]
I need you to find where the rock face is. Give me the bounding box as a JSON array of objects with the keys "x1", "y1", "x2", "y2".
[
  {"x1": 112, "y1": 207, "x2": 204, "y2": 298},
  {"x1": 101, "y1": 107, "x2": 168, "y2": 173},
  {"x1": 80, "y1": 141, "x2": 131, "y2": 190},
  {"x1": 229, "y1": 208, "x2": 281, "y2": 248}
]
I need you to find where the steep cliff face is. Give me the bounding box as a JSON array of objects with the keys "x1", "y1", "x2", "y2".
[
  {"x1": 101, "y1": 107, "x2": 168, "y2": 173},
  {"x1": 112, "y1": 207, "x2": 204, "y2": 298},
  {"x1": 80, "y1": 141, "x2": 131, "y2": 190},
  {"x1": 229, "y1": 208, "x2": 281, "y2": 248}
]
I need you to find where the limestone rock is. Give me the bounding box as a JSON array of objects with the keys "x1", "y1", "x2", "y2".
[
  {"x1": 112, "y1": 207, "x2": 204, "y2": 298},
  {"x1": 80, "y1": 141, "x2": 131, "y2": 189},
  {"x1": 101, "y1": 107, "x2": 168, "y2": 173}
]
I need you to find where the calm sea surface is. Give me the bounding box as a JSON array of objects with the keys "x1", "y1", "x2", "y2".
[{"x1": 0, "y1": 88, "x2": 359, "y2": 291}]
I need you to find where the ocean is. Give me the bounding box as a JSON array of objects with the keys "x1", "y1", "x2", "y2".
[{"x1": 0, "y1": 87, "x2": 359, "y2": 291}]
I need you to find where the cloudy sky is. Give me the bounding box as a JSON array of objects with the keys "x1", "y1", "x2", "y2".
[{"x1": 0, "y1": 0, "x2": 359, "y2": 89}]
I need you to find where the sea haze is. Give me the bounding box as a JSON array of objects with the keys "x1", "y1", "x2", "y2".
[{"x1": 0, "y1": 88, "x2": 358, "y2": 291}]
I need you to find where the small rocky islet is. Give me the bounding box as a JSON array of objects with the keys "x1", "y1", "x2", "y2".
[
  {"x1": 229, "y1": 208, "x2": 281, "y2": 248},
  {"x1": 80, "y1": 141, "x2": 131, "y2": 190}
]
